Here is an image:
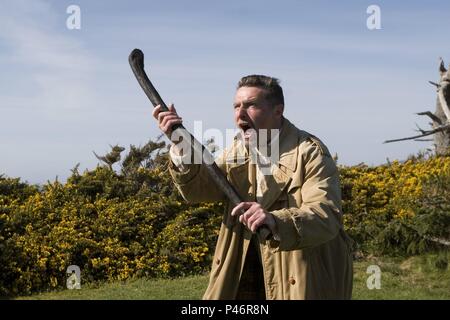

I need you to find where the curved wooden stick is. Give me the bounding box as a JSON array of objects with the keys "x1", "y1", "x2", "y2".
[{"x1": 128, "y1": 48, "x2": 273, "y2": 241}]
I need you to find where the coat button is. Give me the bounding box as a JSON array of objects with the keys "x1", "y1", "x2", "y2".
[
  {"x1": 289, "y1": 277, "x2": 296, "y2": 285},
  {"x1": 216, "y1": 258, "x2": 220, "y2": 265}
]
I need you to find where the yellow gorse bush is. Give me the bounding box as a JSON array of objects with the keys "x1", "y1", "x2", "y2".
[
  {"x1": 0, "y1": 162, "x2": 222, "y2": 296},
  {"x1": 340, "y1": 155, "x2": 450, "y2": 251}
]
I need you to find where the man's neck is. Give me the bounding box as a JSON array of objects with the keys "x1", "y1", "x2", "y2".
[{"x1": 267, "y1": 117, "x2": 284, "y2": 144}]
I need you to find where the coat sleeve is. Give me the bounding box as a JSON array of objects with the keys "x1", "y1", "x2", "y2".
[
  {"x1": 168, "y1": 145, "x2": 227, "y2": 204},
  {"x1": 269, "y1": 140, "x2": 343, "y2": 251}
]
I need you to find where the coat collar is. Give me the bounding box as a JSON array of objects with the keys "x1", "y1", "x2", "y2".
[{"x1": 225, "y1": 118, "x2": 299, "y2": 209}]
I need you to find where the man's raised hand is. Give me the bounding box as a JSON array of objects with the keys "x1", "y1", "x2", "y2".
[{"x1": 152, "y1": 103, "x2": 182, "y2": 137}]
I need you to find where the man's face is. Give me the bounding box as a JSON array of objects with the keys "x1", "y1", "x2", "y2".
[{"x1": 233, "y1": 86, "x2": 283, "y2": 141}]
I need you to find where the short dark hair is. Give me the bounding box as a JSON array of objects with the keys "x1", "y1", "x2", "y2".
[{"x1": 237, "y1": 75, "x2": 284, "y2": 106}]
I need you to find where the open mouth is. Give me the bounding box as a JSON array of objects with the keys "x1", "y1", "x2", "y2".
[{"x1": 238, "y1": 122, "x2": 255, "y2": 139}]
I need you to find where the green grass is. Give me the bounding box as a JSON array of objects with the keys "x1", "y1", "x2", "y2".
[
  {"x1": 351, "y1": 253, "x2": 449, "y2": 299},
  {"x1": 16, "y1": 253, "x2": 449, "y2": 300},
  {"x1": 16, "y1": 275, "x2": 210, "y2": 300}
]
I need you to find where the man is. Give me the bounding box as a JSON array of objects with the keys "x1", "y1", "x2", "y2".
[{"x1": 152, "y1": 75, "x2": 353, "y2": 299}]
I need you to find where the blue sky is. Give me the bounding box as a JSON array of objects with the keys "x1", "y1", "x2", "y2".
[{"x1": 1, "y1": 0, "x2": 450, "y2": 184}]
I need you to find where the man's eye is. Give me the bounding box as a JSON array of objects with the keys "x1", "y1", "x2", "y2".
[{"x1": 234, "y1": 103, "x2": 255, "y2": 109}]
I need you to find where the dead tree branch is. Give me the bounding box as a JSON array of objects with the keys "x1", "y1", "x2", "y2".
[
  {"x1": 384, "y1": 123, "x2": 450, "y2": 144},
  {"x1": 423, "y1": 235, "x2": 450, "y2": 246},
  {"x1": 417, "y1": 111, "x2": 442, "y2": 125},
  {"x1": 429, "y1": 80, "x2": 440, "y2": 88}
]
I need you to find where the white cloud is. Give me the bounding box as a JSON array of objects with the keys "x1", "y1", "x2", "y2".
[{"x1": 0, "y1": 0, "x2": 97, "y2": 113}]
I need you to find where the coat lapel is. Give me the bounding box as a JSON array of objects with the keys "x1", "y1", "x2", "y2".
[
  {"x1": 260, "y1": 119, "x2": 299, "y2": 209},
  {"x1": 225, "y1": 119, "x2": 300, "y2": 209},
  {"x1": 227, "y1": 138, "x2": 252, "y2": 201}
]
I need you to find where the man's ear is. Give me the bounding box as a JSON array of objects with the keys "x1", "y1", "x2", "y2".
[{"x1": 274, "y1": 104, "x2": 284, "y2": 117}]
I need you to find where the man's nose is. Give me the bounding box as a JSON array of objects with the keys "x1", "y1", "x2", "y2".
[{"x1": 236, "y1": 106, "x2": 247, "y2": 118}]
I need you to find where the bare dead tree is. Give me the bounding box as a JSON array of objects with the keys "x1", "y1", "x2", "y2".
[{"x1": 384, "y1": 58, "x2": 450, "y2": 155}]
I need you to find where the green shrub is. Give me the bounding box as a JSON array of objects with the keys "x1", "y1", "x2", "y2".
[
  {"x1": 0, "y1": 141, "x2": 223, "y2": 296},
  {"x1": 339, "y1": 155, "x2": 450, "y2": 254}
]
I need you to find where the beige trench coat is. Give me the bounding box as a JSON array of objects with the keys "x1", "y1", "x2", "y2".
[{"x1": 169, "y1": 118, "x2": 353, "y2": 299}]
